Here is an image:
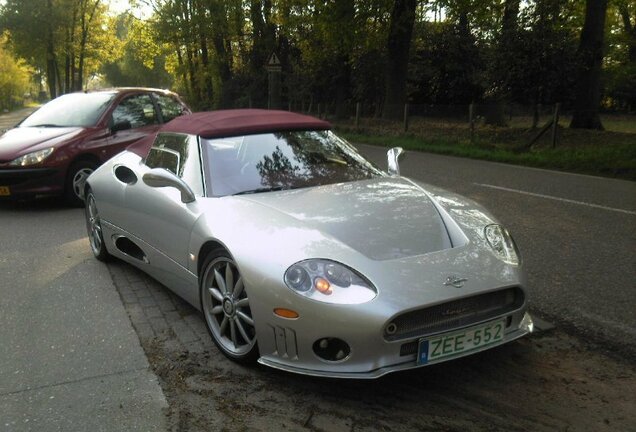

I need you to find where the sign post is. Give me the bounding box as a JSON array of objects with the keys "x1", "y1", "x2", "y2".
[{"x1": 265, "y1": 52, "x2": 282, "y2": 109}]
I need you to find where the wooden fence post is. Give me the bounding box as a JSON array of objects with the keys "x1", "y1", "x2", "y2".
[
  {"x1": 403, "y1": 103, "x2": 409, "y2": 132},
  {"x1": 469, "y1": 103, "x2": 475, "y2": 144},
  {"x1": 551, "y1": 103, "x2": 561, "y2": 148},
  {"x1": 532, "y1": 103, "x2": 540, "y2": 129}
]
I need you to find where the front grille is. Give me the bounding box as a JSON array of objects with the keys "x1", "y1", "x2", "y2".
[
  {"x1": 385, "y1": 287, "x2": 524, "y2": 341},
  {"x1": 400, "y1": 341, "x2": 419, "y2": 356},
  {"x1": 0, "y1": 168, "x2": 57, "y2": 185}
]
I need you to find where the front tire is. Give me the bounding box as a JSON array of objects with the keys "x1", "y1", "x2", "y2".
[
  {"x1": 66, "y1": 159, "x2": 98, "y2": 207},
  {"x1": 200, "y1": 250, "x2": 258, "y2": 363},
  {"x1": 85, "y1": 190, "x2": 110, "y2": 262}
]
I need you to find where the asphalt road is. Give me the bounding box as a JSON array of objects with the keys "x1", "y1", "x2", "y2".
[
  {"x1": 0, "y1": 108, "x2": 36, "y2": 130},
  {"x1": 0, "y1": 198, "x2": 168, "y2": 430},
  {"x1": 357, "y1": 143, "x2": 636, "y2": 357}
]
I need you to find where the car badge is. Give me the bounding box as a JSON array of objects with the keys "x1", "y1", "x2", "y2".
[
  {"x1": 440, "y1": 306, "x2": 471, "y2": 317},
  {"x1": 444, "y1": 276, "x2": 467, "y2": 288}
]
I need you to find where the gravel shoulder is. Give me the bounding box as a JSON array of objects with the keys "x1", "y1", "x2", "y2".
[{"x1": 108, "y1": 260, "x2": 636, "y2": 432}]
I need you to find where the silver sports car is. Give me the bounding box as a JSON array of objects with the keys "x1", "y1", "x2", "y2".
[{"x1": 85, "y1": 109, "x2": 533, "y2": 379}]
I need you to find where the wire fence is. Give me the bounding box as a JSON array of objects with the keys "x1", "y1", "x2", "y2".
[{"x1": 272, "y1": 101, "x2": 635, "y2": 149}]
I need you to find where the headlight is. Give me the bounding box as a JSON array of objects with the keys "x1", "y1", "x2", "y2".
[
  {"x1": 284, "y1": 259, "x2": 377, "y2": 304},
  {"x1": 484, "y1": 224, "x2": 520, "y2": 265},
  {"x1": 9, "y1": 148, "x2": 55, "y2": 166}
]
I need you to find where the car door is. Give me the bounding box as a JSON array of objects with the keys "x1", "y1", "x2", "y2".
[
  {"x1": 115, "y1": 132, "x2": 205, "y2": 298},
  {"x1": 153, "y1": 93, "x2": 190, "y2": 123},
  {"x1": 103, "y1": 93, "x2": 162, "y2": 161}
]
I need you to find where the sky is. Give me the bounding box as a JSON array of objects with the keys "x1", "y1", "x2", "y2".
[{"x1": 108, "y1": 0, "x2": 152, "y2": 18}]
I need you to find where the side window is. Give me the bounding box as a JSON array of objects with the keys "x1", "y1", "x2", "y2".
[
  {"x1": 145, "y1": 133, "x2": 204, "y2": 196},
  {"x1": 112, "y1": 94, "x2": 158, "y2": 129},
  {"x1": 155, "y1": 94, "x2": 186, "y2": 123},
  {"x1": 146, "y1": 146, "x2": 181, "y2": 176}
]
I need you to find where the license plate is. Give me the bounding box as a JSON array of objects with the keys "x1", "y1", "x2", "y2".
[
  {"x1": 0, "y1": 186, "x2": 9, "y2": 196},
  {"x1": 418, "y1": 319, "x2": 505, "y2": 364}
]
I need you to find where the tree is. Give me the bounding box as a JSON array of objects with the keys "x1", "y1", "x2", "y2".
[
  {"x1": 616, "y1": 0, "x2": 635, "y2": 63},
  {"x1": 409, "y1": 21, "x2": 483, "y2": 105},
  {"x1": 0, "y1": 33, "x2": 33, "y2": 110},
  {"x1": 605, "y1": 0, "x2": 636, "y2": 110},
  {"x1": 1, "y1": 0, "x2": 60, "y2": 97},
  {"x1": 570, "y1": 0, "x2": 609, "y2": 129},
  {"x1": 1, "y1": 0, "x2": 113, "y2": 97},
  {"x1": 101, "y1": 14, "x2": 172, "y2": 89},
  {"x1": 383, "y1": 0, "x2": 417, "y2": 119}
]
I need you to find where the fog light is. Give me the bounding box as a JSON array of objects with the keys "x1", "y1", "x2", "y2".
[
  {"x1": 313, "y1": 337, "x2": 350, "y2": 362},
  {"x1": 386, "y1": 322, "x2": 398, "y2": 335}
]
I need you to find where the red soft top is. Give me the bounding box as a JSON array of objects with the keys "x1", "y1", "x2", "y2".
[{"x1": 160, "y1": 109, "x2": 331, "y2": 139}]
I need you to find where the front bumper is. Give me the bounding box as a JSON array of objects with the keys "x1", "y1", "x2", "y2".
[
  {"x1": 0, "y1": 167, "x2": 62, "y2": 197},
  {"x1": 258, "y1": 312, "x2": 533, "y2": 379}
]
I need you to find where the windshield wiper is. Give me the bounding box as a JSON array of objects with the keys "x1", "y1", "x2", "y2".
[
  {"x1": 27, "y1": 124, "x2": 65, "y2": 128},
  {"x1": 233, "y1": 186, "x2": 291, "y2": 195}
]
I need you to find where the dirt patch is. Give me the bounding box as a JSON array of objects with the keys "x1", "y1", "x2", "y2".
[
  {"x1": 165, "y1": 321, "x2": 629, "y2": 423},
  {"x1": 145, "y1": 330, "x2": 634, "y2": 431}
]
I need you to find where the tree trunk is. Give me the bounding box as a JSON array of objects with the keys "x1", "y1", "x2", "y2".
[
  {"x1": 208, "y1": 1, "x2": 233, "y2": 108},
  {"x1": 46, "y1": 42, "x2": 57, "y2": 99},
  {"x1": 618, "y1": 4, "x2": 635, "y2": 63},
  {"x1": 502, "y1": 0, "x2": 520, "y2": 35},
  {"x1": 570, "y1": 0, "x2": 608, "y2": 130},
  {"x1": 334, "y1": 0, "x2": 355, "y2": 119},
  {"x1": 199, "y1": 32, "x2": 214, "y2": 107},
  {"x1": 45, "y1": 0, "x2": 57, "y2": 99},
  {"x1": 383, "y1": 0, "x2": 417, "y2": 119},
  {"x1": 175, "y1": 46, "x2": 190, "y2": 98},
  {"x1": 249, "y1": 0, "x2": 276, "y2": 108}
]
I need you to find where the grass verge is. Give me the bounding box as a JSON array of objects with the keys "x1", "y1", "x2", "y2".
[{"x1": 336, "y1": 118, "x2": 636, "y2": 181}]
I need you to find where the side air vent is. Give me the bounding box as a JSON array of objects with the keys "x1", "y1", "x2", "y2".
[
  {"x1": 114, "y1": 165, "x2": 138, "y2": 185},
  {"x1": 113, "y1": 236, "x2": 148, "y2": 263}
]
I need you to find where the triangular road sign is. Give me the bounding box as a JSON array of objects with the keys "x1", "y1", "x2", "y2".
[{"x1": 267, "y1": 52, "x2": 281, "y2": 66}]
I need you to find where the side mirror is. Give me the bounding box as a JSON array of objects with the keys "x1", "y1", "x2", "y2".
[
  {"x1": 387, "y1": 147, "x2": 405, "y2": 176},
  {"x1": 111, "y1": 120, "x2": 132, "y2": 133},
  {"x1": 142, "y1": 168, "x2": 196, "y2": 203}
]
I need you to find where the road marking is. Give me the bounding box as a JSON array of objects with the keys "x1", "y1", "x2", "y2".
[{"x1": 475, "y1": 183, "x2": 636, "y2": 216}]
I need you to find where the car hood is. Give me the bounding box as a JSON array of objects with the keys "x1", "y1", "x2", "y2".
[
  {"x1": 239, "y1": 177, "x2": 452, "y2": 260},
  {"x1": 0, "y1": 126, "x2": 84, "y2": 160}
]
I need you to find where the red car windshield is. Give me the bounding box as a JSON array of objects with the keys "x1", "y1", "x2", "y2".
[
  {"x1": 203, "y1": 130, "x2": 383, "y2": 197},
  {"x1": 20, "y1": 92, "x2": 115, "y2": 128}
]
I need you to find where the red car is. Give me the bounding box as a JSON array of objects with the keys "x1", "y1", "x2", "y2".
[{"x1": 0, "y1": 88, "x2": 190, "y2": 205}]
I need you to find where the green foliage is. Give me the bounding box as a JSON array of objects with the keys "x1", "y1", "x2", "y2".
[
  {"x1": 409, "y1": 21, "x2": 484, "y2": 104},
  {"x1": 604, "y1": 0, "x2": 636, "y2": 110},
  {"x1": 1, "y1": 0, "x2": 633, "y2": 119},
  {"x1": 0, "y1": 34, "x2": 33, "y2": 110},
  {"x1": 101, "y1": 14, "x2": 173, "y2": 89},
  {"x1": 1, "y1": 0, "x2": 117, "y2": 96}
]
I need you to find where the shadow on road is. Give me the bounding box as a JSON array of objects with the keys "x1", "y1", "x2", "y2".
[{"x1": 0, "y1": 196, "x2": 77, "y2": 213}]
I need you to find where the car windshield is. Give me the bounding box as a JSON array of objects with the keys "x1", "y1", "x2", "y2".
[
  {"x1": 20, "y1": 92, "x2": 115, "y2": 128},
  {"x1": 203, "y1": 130, "x2": 384, "y2": 197}
]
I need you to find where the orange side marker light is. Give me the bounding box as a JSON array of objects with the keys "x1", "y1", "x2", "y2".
[{"x1": 274, "y1": 308, "x2": 300, "y2": 319}]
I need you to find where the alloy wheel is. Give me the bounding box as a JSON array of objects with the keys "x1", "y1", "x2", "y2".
[{"x1": 201, "y1": 256, "x2": 256, "y2": 359}]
